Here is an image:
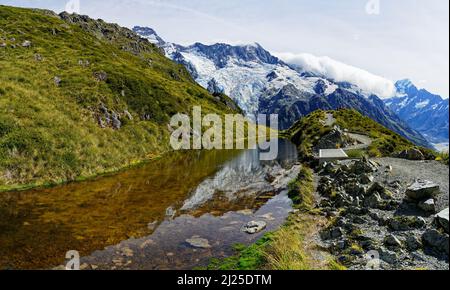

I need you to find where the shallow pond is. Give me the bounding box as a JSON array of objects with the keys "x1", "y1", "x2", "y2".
[{"x1": 0, "y1": 140, "x2": 298, "y2": 269}]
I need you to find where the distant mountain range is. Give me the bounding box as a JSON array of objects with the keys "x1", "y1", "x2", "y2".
[
  {"x1": 134, "y1": 26, "x2": 449, "y2": 149},
  {"x1": 385, "y1": 79, "x2": 449, "y2": 146}
]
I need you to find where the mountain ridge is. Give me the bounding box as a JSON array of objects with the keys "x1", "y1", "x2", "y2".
[{"x1": 133, "y1": 26, "x2": 433, "y2": 148}]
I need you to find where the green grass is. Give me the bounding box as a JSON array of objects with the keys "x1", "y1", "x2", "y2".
[
  {"x1": 288, "y1": 166, "x2": 315, "y2": 212},
  {"x1": 205, "y1": 166, "x2": 335, "y2": 270},
  {"x1": 345, "y1": 149, "x2": 367, "y2": 159},
  {"x1": 0, "y1": 6, "x2": 239, "y2": 189}
]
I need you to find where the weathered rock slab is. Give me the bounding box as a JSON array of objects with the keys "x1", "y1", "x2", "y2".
[{"x1": 405, "y1": 180, "x2": 440, "y2": 200}]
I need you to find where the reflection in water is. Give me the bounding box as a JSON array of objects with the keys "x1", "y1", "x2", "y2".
[{"x1": 0, "y1": 140, "x2": 298, "y2": 269}]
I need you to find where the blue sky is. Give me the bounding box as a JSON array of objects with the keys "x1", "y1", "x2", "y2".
[{"x1": 1, "y1": 0, "x2": 449, "y2": 97}]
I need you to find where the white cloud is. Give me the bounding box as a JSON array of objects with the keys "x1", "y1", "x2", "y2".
[{"x1": 275, "y1": 52, "x2": 397, "y2": 99}]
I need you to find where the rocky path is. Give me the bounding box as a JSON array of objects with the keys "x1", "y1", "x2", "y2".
[
  {"x1": 344, "y1": 133, "x2": 373, "y2": 151},
  {"x1": 314, "y1": 158, "x2": 449, "y2": 270}
]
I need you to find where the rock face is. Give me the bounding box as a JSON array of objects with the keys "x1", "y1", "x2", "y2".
[
  {"x1": 241, "y1": 221, "x2": 267, "y2": 234},
  {"x1": 405, "y1": 180, "x2": 440, "y2": 200}
]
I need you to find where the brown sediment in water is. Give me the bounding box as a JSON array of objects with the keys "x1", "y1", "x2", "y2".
[{"x1": 0, "y1": 150, "x2": 241, "y2": 269}]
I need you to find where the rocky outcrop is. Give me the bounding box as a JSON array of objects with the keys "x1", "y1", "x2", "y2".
[
  {"x1": 314, "y1": 158, "x2": 449, "y2": 270},
  {"x1": 396, "y1": 149, "x2": 425, "y2": 161}
]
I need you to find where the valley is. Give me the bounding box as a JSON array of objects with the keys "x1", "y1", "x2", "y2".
[{"x1": 0, "y1": 5, "x2": 448, "y2": 271}]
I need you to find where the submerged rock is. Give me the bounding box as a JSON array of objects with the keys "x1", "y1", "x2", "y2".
[
  {"x1": 186, "y1": 236, "x2": 211, "y2": 249},
  {"x1": 241, "y1": 221, "x2": 267, "y2": 234}
]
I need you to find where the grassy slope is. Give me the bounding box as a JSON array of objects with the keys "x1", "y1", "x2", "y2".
[
  {"x1": 285, "y1": 109, "x2": 436, "y2": 160},
  {"x1": 0, "y1": 6, "x2": 238, "y2": 190}
]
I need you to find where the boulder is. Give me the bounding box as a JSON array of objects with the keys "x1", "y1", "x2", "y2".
[
  {"x1": 396, "y1": 149, "x2": 424, "y2": 160},
  {"x1": 321, "y1": 227, "x2": 343, "y2": 240},
  {"x1": 405, "y1": 235, "x2": 422, "y2": 251},
  {"x1": 422, "y1": 229, "x2": 449, "y2": 255},
  {"x1": 359, "y1": 174, "x2": 374, "y2": 185},
  {"x1": 111, "y1": 112, "x2": 121, "y2": 129},
  {"x1": 351, "y1": 160, "x2": 376, "y2": 174},
  {"x1": 418, "y1": 199, "x2": 436, "y2": 213},
  {"x1": 435, "y1": 208, "x2": 449, "y2": 233},
  {"x1": 185, "y1": 236, "x2": 211, "y2": 249},
  {"x1": 384, "y1": 234, "x2": 403, "y2": 249},
  {"x1": 388, "y1": 216, "x2": 426, "y2": 231},
  {"x1": 379, "y1": 248, "x2": 398, "y2": 264},
  {"x1": 405, "y1": 180, "x2": 440, "y2": 200},
  {"x1": 241, "y1": 221, "x2": 267, "y2": 234},
  {"x1": 363, "y1": 192, "x2": 383, "y2": 209},
  {"x1": 315, "y1": 128, "x2": 346, "y2": 150}
]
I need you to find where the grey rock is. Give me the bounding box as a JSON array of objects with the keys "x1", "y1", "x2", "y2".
[
  {"x1": 351, "y1": 160, "x2": 376, "y2": 174},
  {"x1": 405, "y1": 180, "x2": 440, "y2": 200},
  {"x1": 368, "y1": 182, "x2": 386, "y2": 195},
  {"x1": 111, "y1": 112, "x2": 121, "y2": 129},
  {"x1": 185, "y1": 236, "x2": 211, "y2": 249},
  {"x1": 363, "y1": 192, "x2": 382, "y2": 209},
  {"x1": 385, "y1": 234, "x2": 403, "y2": 249},
  {"x1": 359, "y1": 174, "x2": 374, "y2": 185},
  {"x1": 405, "y1": 235, "x2": 422, "y2": 251},
  {"x1": 418, "y1": 199, "x2": 436, "y2": 213},
  {"x1": 435, "y1": 208, "x2": 449, "y2": 233},
  {"x1": 379, "y1": 248, "x2": 398, "y2": 264},
  {"x1": 422, "y1": 229, "x2": 449, "y2": 255},
  {"x1": 54, "y1": 76, "x2": 62, "y2": 86},
  {"x1": 93, "y1": 71, "x2": 108, "y2": 82},
  {"x1": 330, "y1": 227, "x2": 344, "y2": 239},
  {"x1": 21, "y1": 40, "x2": 32, "y2": 47},
  {"x1": 0, "y1": 42, "x2": 6, "y2": 48},
  {"x1": 34, "y1": 53, "x2": 43, "y2": 61},
  {"x1": 242, "y1": 221, "x2": 267, "y2": 234},
  {"x1": 396, "y1": 149, "x2": 425, "y2": 160},
  {"x1": 388, "y1": 216, "x2": 426, "y2": 231},
  {"x1": 321, "y1": 227, "x2": 343, "y2": 240}
]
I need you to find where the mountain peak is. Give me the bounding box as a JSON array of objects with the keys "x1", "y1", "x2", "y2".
[
  {"x1": 395, "y1": 79, "x2": 417, "y2": 94},
  {"x1": 187, "y1": 41, "x2": 280, "y2": 68},
  {"x1": 133, "y1": 26, "x2": 165, "y2": 45}
]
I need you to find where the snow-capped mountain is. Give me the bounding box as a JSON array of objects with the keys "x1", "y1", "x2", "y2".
[
  {"x1": 133, "y1": 26, "x2": 432, "y2": 148},
  {"x1": 385, "y1": 80, "x2": 449, "y2": 147}
]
